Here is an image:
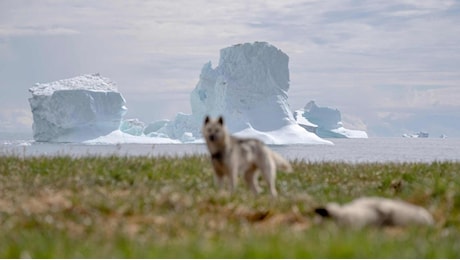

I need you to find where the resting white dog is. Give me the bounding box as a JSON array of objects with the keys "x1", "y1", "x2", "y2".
[{"x1": 315, "y1": 197, "x2": 434, "y2": 228}]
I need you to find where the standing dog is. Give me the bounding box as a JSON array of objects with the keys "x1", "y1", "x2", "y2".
[{"x1": 202, "y1": 115, "x2": 292, "y2": 197}]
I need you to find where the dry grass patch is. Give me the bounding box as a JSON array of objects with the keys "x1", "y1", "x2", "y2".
[{"x1": 0, "y1": 155, "x2": 459, "y2": 257}]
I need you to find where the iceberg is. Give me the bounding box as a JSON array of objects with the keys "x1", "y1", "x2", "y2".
[
  {"x1": 28, "y1": 74, "x2": 128, "y2": 142},
  {"x1": 120, "y1": 118, "x2": 145, "y2": 136},
  {"x1": 294, "y1": 101, "x2": 368, "y2": 138},
  {"x1": 28, "y1": 42, "x2": 351, "y2": 145},
  {"x1": 402, "y1": 132, "x2": 429, "y2": 138},
  {"x1": 149, "y1": 42, "x2": 331, "y2": 145}
]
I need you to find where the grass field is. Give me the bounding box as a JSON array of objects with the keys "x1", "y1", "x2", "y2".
[{"x1": 0, "y1": 155, "x2": 459, "y2": 258}]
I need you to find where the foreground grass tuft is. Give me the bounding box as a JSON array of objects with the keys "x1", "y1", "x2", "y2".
[{"x1": 0, "y1": 156, "x2": 459, "y2": 258}]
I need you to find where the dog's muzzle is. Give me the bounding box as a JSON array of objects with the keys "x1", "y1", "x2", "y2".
[{"x1": 209, "y1": 134, "x2": 216, "y2": 142}]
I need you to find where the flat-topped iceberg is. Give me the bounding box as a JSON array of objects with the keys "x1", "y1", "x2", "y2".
[{"x1": 28, "y1": 74, "x2": 128, "y2": 142}]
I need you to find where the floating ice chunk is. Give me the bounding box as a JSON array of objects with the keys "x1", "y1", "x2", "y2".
[
  {"x1": 28, "y1": 74, "x2": 127, "y2": 142},
  {"x1": 120, "y1": 118, "x2": 145, "y2": 136},
  {"x1": 295, "y1": 101, "x2": 368, "y2": 138}
]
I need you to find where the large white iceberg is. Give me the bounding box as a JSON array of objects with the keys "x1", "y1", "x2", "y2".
[
  {"x1": 294, "y1": 101, "x2": 368, "y2": 138},
  {"x1": 28, "y1": 74, "x2": 128, "y2": 142},
  {"x1": 147, "y1": 42, "x2": 331, "y2": 145}
]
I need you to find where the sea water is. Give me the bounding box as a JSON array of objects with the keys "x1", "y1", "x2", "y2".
[{"x1": 1, "y1": 132, "x2": 459, "y2": 163}]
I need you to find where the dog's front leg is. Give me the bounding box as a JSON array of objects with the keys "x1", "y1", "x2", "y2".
[
  {"x1": 212, "y1": 160, "x2": 227, "y2": 190},
  {"x1": 212, "y1": 164, "x2": 226, "y2": 190}
]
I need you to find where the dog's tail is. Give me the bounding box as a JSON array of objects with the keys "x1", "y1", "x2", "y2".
[{"x1": 269, "y1": 150, "x2": 293, "y2": 173}]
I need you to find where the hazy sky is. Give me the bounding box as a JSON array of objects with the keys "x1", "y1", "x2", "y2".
[{"x1": 1, "y1": 0, "x2": 459, "y2": 137}]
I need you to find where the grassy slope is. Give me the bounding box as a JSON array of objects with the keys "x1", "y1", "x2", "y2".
[{"x1": 0, "y1": 155, "x2": 459, "y2": 258}]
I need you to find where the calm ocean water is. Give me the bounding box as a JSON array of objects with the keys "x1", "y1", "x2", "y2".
[{"x1": 1, "y1": 132, "x2": 459, "y2": 163}]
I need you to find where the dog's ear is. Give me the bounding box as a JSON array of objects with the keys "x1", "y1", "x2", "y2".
[
  {"x1": 218, "y1": 116, "x2": 224, "y2": 125},
  {"x1": 315, "y1": 207, "x2": 330, "y2": 217},
  {"x1": 204, "y1": 115, "x2": 210, "y2": 125}
]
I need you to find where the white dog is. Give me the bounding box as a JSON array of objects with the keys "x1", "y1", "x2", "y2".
[
  {"x1": 202, "y1": 115, "x2": 292, "y2": 197},
  {"x1": 315, "y1": 197, "x2": 434, "y2": 228}
]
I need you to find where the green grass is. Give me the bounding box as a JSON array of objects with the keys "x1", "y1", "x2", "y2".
[{"x1": 0, "y1": 155, "x2": 459, "y2": 258}]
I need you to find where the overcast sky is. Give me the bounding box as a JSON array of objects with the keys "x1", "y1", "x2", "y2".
[{"x1": 1, "y1": 0, "x2": 459, "y2": 137}]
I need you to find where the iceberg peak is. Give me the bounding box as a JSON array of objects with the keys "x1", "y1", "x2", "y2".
[{"x1": 190, "y1": 41, "x2": 292, "y2": 132}]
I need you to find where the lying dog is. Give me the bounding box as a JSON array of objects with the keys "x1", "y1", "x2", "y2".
[
  {"x1": 202, "y1": 115, "x2": 292, "y2": 197},
  {"x1": 315, "y1": 197, "x2": 434, "y2": 228}
]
